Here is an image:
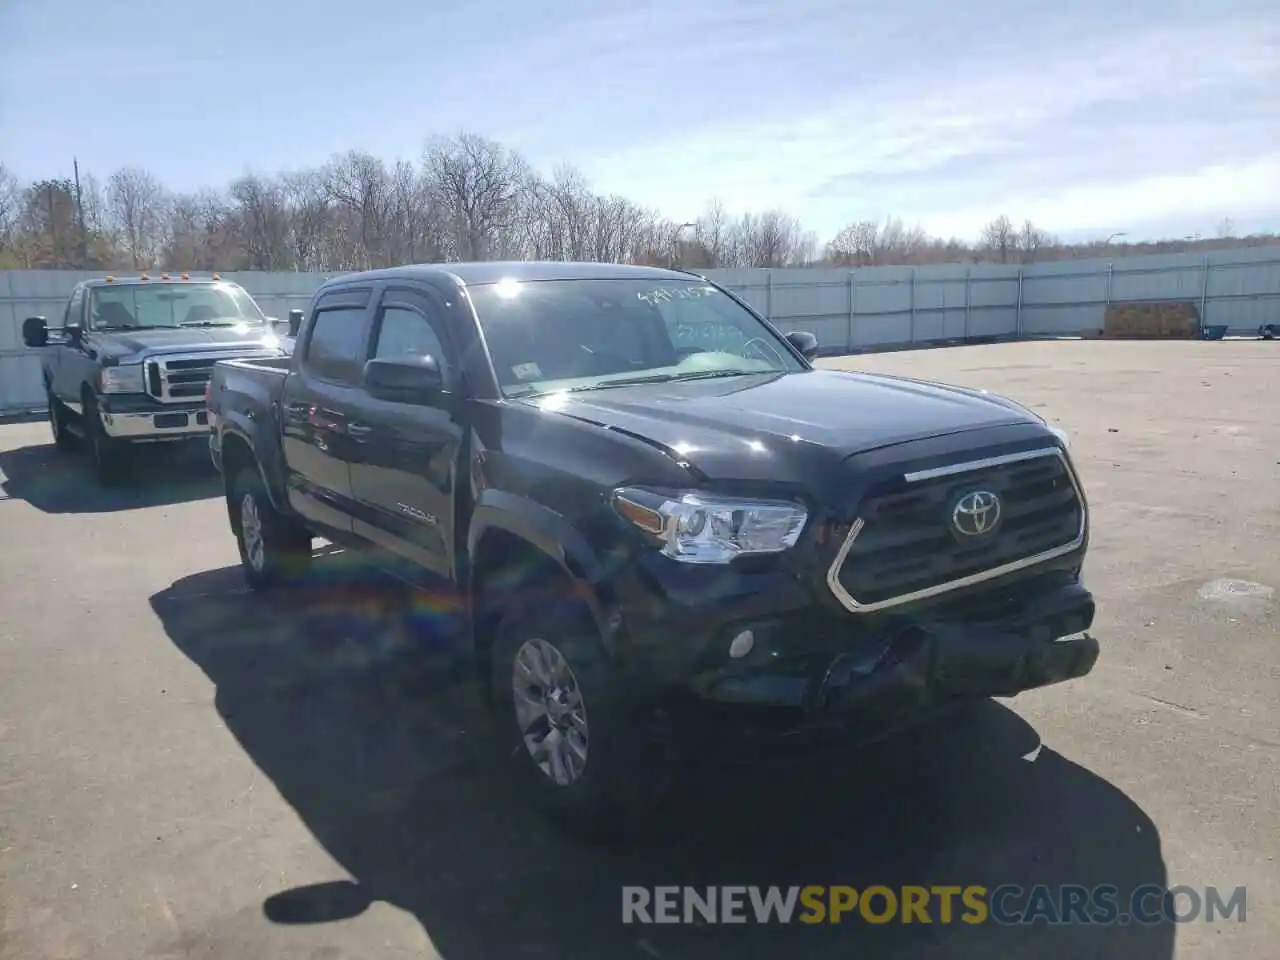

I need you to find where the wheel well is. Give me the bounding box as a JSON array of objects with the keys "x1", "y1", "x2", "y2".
[
  {"x1": 470, "y1": 528, "x2": 585, "y2": 688},
  {"x1": 218, "y1": 434, "x2": 260, "y2": 523},
  {"x1": 220, "y1": 433, "x2": 257, "y2": 485}
]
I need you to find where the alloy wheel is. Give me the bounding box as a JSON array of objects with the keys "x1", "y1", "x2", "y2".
[
  {"x1": 511, "y1": 638, "x2": 589, "y2": 786},
  {"x1": 240, "y1": 492, "x2": 266, "y2": 572}
]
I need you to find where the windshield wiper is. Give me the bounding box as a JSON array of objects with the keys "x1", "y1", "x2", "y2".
[
  {"x1": 508, "y1": 368, "x2": 773, "y2": 399},
  {"x1": 178, "y1": 319, "x2": 248, "y2": 328},
  {"x1": 100, "y1": 324, "x2": 180, "y2": 330},
  {"x1": 669, "y1": 369, "x2": 769, "y2": 382},
  {"x1": 576, "y1": 369, "x2": 770, "y2": 391}
]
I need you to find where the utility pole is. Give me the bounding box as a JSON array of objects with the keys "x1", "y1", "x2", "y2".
[
  {"x1": 46, "y1": 182, "x2": 60, "y2": 267},
  {"x1": 73, "y1": 158, "x2": 88, "y2": 267}
]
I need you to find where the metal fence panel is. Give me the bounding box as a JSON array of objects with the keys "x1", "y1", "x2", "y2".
[{"x1": 2, "y1": 251, "x2": 1278, "y2": 413}]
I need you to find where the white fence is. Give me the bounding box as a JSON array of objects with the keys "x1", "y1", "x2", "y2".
[{"x1": 2, "y1": 248, "x2": 1278, "y2": 414}]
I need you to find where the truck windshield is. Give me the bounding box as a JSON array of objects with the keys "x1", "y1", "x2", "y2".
[
  {"x1": 87, "y1": 282, "x2": 268, "y2": 330},
  {"x1": 466, "y1": 277, "x2": 806, "y2": 398}
]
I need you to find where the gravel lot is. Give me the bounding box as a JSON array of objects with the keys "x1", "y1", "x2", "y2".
[{"x1": 1, "y1": 340, "x2": 1276, "y2": 960}]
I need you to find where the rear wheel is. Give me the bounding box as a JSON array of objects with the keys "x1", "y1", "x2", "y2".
[
  {"x1": 1261, "y1": 324, "x2": 1277, "y2": 340},
  {"x1": 229, "y1": 467, "x2": 312, "y2": 591}
]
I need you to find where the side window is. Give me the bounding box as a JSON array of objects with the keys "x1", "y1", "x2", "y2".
[
  {"x1": 303, "y1": 306, "x2": 368, "y2": 384},
  {"x1": 373, "y1": 306, "x2": 447, "y2": 364}
]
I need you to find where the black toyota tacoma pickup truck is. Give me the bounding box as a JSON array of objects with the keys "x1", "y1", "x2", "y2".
[
  {"x1": 21, "y1": 274, "x2": 295, "y2": 485},
  {"x1": 207, "y1": 261, "x2": 1098, "y2": 827}
]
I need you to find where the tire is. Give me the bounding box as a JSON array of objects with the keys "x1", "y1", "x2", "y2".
[
  {"x1": 1262, "y1": 324, "x2": 1276, "y2": 340},
  {"x1": 229, "y1": 467, "x2": 312, "y2": 591},
  {"x1": 489, "y1": 598, "x2": 658, "y2": 838},
  {"x1": 47, "y1": 390, "x2": 76, "y2": 452},
  {"x1": 83, "y1": 395, "x2": 129, "y2": 486}
]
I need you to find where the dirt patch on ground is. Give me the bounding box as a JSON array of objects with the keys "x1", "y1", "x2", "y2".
[{"x1": 1103, "y1": 301, "x2": 1201, "y2": 338}]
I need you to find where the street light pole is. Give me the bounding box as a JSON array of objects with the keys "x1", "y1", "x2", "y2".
[{"x1": 673, "y1": 222, "x2": 697, "y2": 268}]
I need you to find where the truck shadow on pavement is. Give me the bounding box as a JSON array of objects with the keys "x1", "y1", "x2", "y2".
[
  {"x1": 151, "y1": 556, "x2": 1174, "y2": 960},
  {"x1": 0, "y1": 441, "x2": 221, "y2": 513}
]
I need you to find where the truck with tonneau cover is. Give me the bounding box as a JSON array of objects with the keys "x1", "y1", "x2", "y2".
[
  {"x1": 21, "y1": 274, "x2": 295, "y2": 485},
  {"x1": 207, "y1": 261, "x2": 1099, "y2": 829}
]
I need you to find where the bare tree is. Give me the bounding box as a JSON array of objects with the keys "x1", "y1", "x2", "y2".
[
  {"x1": 325, "y1": 150, "x2": 392, "y2": 269},
  {"x1": 228, "y1": 174, "x2": 292, "y2": 270},
  {"x1": 1017, "y1": 220, "x2": 1057, "y2": 262},
  {"x1": 0, "y1": 163, "x2": 21, "y2": 262},
  {"x1": 980, "y1": 215, "x2": 1017, "y2": 263},
  {"x1": 6, "y1": 137, "x2": 1280, "y2": 272},
  {"x1": 106, "y1": 167, "x2": 169, "y2": 269},
  {"x1": 424, "y1": 132, "x2": 525, "y2": 260},
  {"x1": 281, "y1": 169, "x2": 334, "y2": 271}
]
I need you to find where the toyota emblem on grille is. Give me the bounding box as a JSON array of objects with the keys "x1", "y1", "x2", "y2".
[{"x1": 951, "y1": 489, "x2": 1002, "y2": 537}]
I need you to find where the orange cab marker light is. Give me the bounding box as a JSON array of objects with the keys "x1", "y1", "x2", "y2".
[
  {"x1": 105, "y1": 276, "x2": 114, "y2": 283},
  {"x1": 211, "y1": 272, "x2": 221, "y2": 280},
  {"x1": 161, "y1": 273, "x2": 171, "y2": 280},
  {"x1": 140, "y1": 272, "x2": 149, "y2": 281},
  {"x1": 181, "y1": 272, "x2": 189, "y2": 280}
]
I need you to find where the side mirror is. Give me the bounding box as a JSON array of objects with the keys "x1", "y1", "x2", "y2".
[
  {"x1": 363, "y1": 355, "x2": 444, "y2": 405},
  {"x1": 288, "y1": 309, "x2": 304, "y2": 337},
  {"x1": 785, "y1": 330, "x2": 819, "y2": 360},
  {"x1": 64, "y1": 321, "x2": 84, "y2": 345},
  {"x1": 22, "y1": 316, "x2": 49, "y2": 348}
]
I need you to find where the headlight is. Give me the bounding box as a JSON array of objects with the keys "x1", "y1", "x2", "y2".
[
  {"x1": 99, "y1": 364, "x2": 145, "y2": 394},
  {"x1": 612, "y1": 487, "x2": 808, "y2": 564}
]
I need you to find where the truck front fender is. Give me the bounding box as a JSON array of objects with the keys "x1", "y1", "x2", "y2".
[{"x1": 466, "y1": 489, "x2": 625, "y2": 652}]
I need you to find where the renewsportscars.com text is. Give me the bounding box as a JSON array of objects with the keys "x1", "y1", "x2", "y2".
[{"x1": 621, "y1": 884, "x2": 1247, "y2": 926}]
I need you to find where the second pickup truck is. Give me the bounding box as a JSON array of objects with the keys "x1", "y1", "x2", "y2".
[{"x1": 208, "y1": 260, "x2": 1099, "y2": 829}]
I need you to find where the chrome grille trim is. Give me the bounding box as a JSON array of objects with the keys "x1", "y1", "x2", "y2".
[
  {"x1": 825, "y1": 446, "x2": 1088, "y2": 615},
  {"x1": 143, "y1": 349, "x2": 280, "y2": 404}
]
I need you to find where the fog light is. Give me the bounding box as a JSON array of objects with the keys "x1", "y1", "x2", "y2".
[{"x1": 728, "y1": 630, "x2": 755, "y2": 659}]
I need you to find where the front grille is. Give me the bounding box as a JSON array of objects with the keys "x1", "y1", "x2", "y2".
[
  {"x1": 144, "y1": 351, "x2": 274, "y2": 404},
  {"x1": 830, "y1": 448, "x2": 1085, "y2": 612}
]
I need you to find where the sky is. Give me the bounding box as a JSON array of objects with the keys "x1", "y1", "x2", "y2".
[{"x1": 1, "y1": 0, "x2": 1277, "y2": 246}]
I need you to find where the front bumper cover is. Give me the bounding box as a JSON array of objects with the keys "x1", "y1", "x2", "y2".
[
  {"x1": 659, "y1": 578, "x2": 1098, "y2": 757},
  {"x1": 98, "y1": 395, "x2": 210, "y2": 441}
]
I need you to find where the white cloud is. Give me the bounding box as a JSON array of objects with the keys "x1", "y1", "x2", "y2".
[{"x1": 571, "y1": 15, "x2": 1280, "y2": 242}]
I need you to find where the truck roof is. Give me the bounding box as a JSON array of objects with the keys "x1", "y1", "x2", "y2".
[
  {"x1": 320, "y1": 261, "x2": 703, "y2": 291},
  {"x1": 78, "y1": 274, "x2": 234, "y2": 288}
]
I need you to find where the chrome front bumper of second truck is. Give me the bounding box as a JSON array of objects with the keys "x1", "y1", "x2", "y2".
[{"x1": 97, "y1": 395, "x2": 211, "y2": 441}]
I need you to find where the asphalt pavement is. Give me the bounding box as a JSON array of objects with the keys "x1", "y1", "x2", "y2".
[{"x1": 0, "y1": 340, "x2": 1275, "y2": 960}]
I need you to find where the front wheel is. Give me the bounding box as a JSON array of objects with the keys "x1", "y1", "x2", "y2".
[
  {"x1": 83, "y1": 396, "x2": 128, "y2": 486},
  {"x1": 229, "y1": 467, "x2": 312, "y2": 591},
  {"x1": 1261, "y1": 324, "x2": 1277, "y2": 340},
  {"x1": 490, "y1": 601, "x2": 658, "y2": 836},
  {"x1": 47, "y1": 390, "x2": 76, "y2": 452}
]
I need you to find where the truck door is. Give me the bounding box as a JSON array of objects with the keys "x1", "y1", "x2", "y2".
[
  {"x1": 50, "y1": 286, "x2": 87, "y2": 409},
  {"x1": 279, "y1": 286, "x2": 374, "y2": 537},
  {"x1": 345, "y1": 285, "x2": 464, "y2": 584}
]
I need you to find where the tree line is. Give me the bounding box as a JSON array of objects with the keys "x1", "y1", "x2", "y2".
[{"x1": 2, "y1": 132, "x2": 1275, "y2": 274}]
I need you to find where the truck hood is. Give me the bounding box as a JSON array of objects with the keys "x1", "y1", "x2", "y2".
[
  {"x1": 95, "y1": 325, "x2": 285, "y2": 361},
  {"x1": 523, "y1": 368, "x2": 1041, "y2": 473}
]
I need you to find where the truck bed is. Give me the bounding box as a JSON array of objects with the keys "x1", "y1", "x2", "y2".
[{"x1": 220, "y1": 355, "x2": 293, "y2": 374}]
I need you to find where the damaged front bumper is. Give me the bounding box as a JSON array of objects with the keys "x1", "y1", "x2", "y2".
[{"x1": 666, "y1": 576, "x2": 1098, "y2": 755}]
